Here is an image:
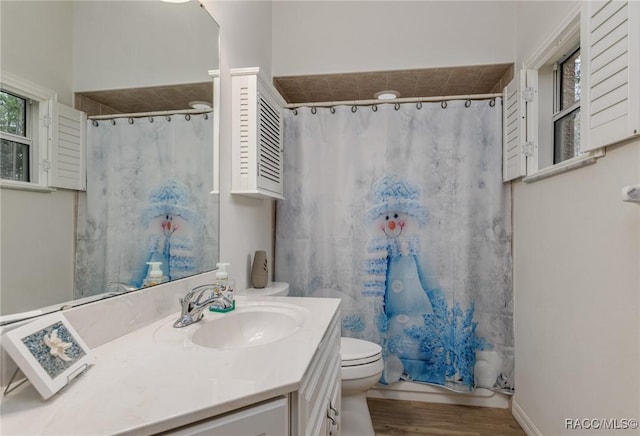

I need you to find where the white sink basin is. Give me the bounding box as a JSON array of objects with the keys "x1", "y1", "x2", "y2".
[{"x1": 154, "y1": 301, "x2": 308, "y2": 350}]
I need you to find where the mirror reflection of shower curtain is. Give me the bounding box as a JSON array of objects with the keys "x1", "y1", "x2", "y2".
[
  {"x1": 275, "y1": 101, "x2": 514, "y2": 394},
  {"x1": 75, "y1": 114, "x2": 217, "y2": 298}
]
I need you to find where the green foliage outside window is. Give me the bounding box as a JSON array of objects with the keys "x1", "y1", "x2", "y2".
[
  {"x1": 1, "y1": 90, "x2": 30, "y2": 181},
  {"x1": 0, "y1": 90, "x2": 27, "y2": 136}
]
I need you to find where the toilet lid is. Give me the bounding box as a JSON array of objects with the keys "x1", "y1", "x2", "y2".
[{"x1": 341, "y1": 337, "x2": 382, "y2": 367}]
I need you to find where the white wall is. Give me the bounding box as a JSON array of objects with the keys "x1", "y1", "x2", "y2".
[
  {"x1": 203, "y1": 0, "x2": 275, "y2": 291},
  {"x1": 512, "y1": 2, "x2": 640, "y2": 434},
  {"x1": 73, "y1": 1, "x2": 219, "y2": 91},
  {"x1": 0, "y1": 1, "x2": 74, "y2": 105},
  {"x1": 272, "y1": 1, "x2": 516, "y2": 76},
  {"x1": 513, "y1": 0, "x2": 578, "y2": 68},
  {"x1": 512, "y1": 141, "x2": 640, "y2": 435},
  {"x1": 0, "y1": 1, "x2": 75, "y2": 314}
]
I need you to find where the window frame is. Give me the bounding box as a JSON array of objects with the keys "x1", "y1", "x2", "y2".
[
  {"x1": 552, "y1": 46, "x2": 582, "y2": 164},
  {"x1": 1, "y1": 89, "x2": 34, "y2": 182},
  {"x1": 0, "y1": 72, "x2": 57, "y2": 192}
]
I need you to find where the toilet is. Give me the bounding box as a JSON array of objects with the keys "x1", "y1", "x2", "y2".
[
  {"x1": 239, "y1": 283, "x2": 383, "y2": 436},
  {"x1": 340, "y1": 337, "x2": 383, "y2": 436}
]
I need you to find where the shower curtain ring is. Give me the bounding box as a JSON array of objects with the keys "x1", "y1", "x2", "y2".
[
  {"x1": 489, "y1": 98, "x2": 496, "y2": 107},
  {"x1": 330, "y1": 107, "x2": 335, "y2": 114},
  {"x1": 292, "y1": 109, "x2": 298, "y2": 116},
  {"x1": 311, "y1": 107, "x2": 317, "y2": 114},
  {"x1": 128, "y1": 117, "x2": 134, "y2": 124},
  {"x1": 441, "y1": 100, "x2": 447, "y2": 109},
  {"x1": 372, "y1": 104, "x2": 378, "y2": 112},
  {"x1": 416, "y1": 101, "x2": 422, "y2": 110},
  {"x1": 110, "y1": 119, "x2": 116, "y2": 126},
  {"x1": 92, "y1": 120, "x2": 99, "y2": 127},
  {"x1": 148, "y1": 117, "x2": 154, "y2": 123},
  {"x1": 394, "y1": 103, "x2": 400, "y2": 111},
  {"x1": 203, "y1": 113, "x2": 209, "y2": 120},
  {"x1": 166, "y1": 115, "x2": 171, "y2": 122},
  {"x1": 185, "y1": 114, "x2": 191, "y2": 121},
  {"x1": 465, "y1": 99, "x2": 472, "y2": 108},
  {"x1": 351, "y1": 105, "x2": 357, "y2": 113}
]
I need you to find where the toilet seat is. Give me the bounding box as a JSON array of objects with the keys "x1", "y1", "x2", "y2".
[{"x1": 341, "y1": 337, "x2": 382, "y2": 367}]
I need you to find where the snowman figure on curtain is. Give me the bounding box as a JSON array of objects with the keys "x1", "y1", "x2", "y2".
[
  {"x1": 362, "y1": 175, "x2": 447, "y2": 385},
  {"x1": 137, "y1": 179, "x2": 197, "y2": 287}
]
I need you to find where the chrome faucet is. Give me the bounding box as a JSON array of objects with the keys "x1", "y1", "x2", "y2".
[{"x1": 173, "y1": 284, "x2": 233, "y2": 328}]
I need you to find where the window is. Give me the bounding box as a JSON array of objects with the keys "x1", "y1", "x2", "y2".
[
  {"x1": 1, "y1": 89, "x2": 33, "y2": 182},
  {"x1": 553, "y1": 47, "x2": 581, "y2": 164},
  {"x1": 1, "y1": 72, "x2": 86, "y2": 191},
  {"x1": 502, "y1": 1, "x2": 638, "y2": 182},
  {"x1": 0, "y1": 73, "x2": 54, "y2": 190},
  {"x1": 503, "y1": 6, "x2": 598, "y2": 182}
]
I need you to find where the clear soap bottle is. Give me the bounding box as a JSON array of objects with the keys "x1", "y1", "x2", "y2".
[{"x1": 211, "y1": 262, "x2": 235, "y2": 311}]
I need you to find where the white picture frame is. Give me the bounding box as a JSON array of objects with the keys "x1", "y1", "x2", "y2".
[{"x1": 1, "y1": 313, "x2": 94, "y2": 400}]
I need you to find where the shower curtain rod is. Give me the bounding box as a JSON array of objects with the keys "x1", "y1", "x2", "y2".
[
  {"x1": 283, "y1": 92, "x2": 503, "y2": 109},
  {"x1": 88, "y1": 107, "x2": 212, "y2": 121}
]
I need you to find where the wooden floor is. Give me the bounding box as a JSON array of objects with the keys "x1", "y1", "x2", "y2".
[{"x1": 368, "y1": 398, "x2": 526, "y2": 436}]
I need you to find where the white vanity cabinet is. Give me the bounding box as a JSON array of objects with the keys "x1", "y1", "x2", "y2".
[
  {"x1": 166, "y1": 309, "x2": 341, "y2": 436},
  {"x1": 0, "y1": 297, "x2": 343, "y2": 436},
  {"x1": 165, "y1": 397, "x2": 289, "y2": 436},
  {"x1": 292, "y1": 309, "x2": 342, "y2": 435}
]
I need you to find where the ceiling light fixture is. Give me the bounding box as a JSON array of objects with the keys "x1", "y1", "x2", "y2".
[
  {"x1": 189, "y1": 101, "x2": 212, "y2": 110},
  {"x1": 160, "y1": 0, "x2": 190, "y2": 4},
  {"x1": 374, "y1": 90, "x2": 400, "y2": 100}
]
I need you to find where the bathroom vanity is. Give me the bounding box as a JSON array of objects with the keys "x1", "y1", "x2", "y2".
[{"x1": 0, "y1": 295, "x2": 341, "y2": 435}]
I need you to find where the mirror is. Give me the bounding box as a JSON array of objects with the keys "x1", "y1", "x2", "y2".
[{"x1": 0, "y1": 0, "x2": 220, "y2": 321}]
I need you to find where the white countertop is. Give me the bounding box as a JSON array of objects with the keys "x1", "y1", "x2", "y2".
[{"x1": 0, "y1": 296, "x2": 341, "y2": 435}]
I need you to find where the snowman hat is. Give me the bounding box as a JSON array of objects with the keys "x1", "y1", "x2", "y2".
[
  {"x1": 366, "y1": 175, "x2": 428, "y2": 226},
  {"x1": 142, "y1": 179, "x2": 196, "y2": 225}
]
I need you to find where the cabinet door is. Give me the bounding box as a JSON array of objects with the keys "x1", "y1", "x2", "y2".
[
  {"x1": 327, "y1": 370, "x2": 341, "y2": 436},
  {"x1": 295, "y1": 311, "x2": 341, "y2": 435},
  {"x1": 167, "y1": 397, "x2": 288, "y2": 436}
]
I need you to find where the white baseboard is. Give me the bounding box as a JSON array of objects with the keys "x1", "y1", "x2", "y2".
[
  {"x1": 511, "y1": 398, "x2": 543, "y2": 436},
  {"x1": 367, "y1": 381, "x2": 511, "y2": 409}
]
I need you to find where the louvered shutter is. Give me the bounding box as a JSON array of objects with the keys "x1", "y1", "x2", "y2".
[
  {"x1": 581, "y1": 0, "x2": 640, "y2": 151},
  {"x1": 503, "y1": 69, "x2": 538, "y2": 181},
  {"x1": 256, "y1": 92, "x2": 283, "y2": 195},
  {"x1": 231, "y1": 67, "x2": 285, "y2": 199},
  {"x1": 49, "y1": 102, "x2": 86, "y2": 190}
]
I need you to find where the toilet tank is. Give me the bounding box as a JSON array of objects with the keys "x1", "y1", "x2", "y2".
[{"x1": 237, "y1": 282, "x2": 289, "y2": 296}]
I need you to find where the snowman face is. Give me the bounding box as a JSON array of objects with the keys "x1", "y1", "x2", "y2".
[
  {"x1": 380, "y1": 211, "x2": 407, "y2": 238},
  {"x1": 161, "y1": 214, "x2": 178, "y2": 235}
]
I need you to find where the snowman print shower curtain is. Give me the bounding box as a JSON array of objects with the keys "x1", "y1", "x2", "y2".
[{"x1": 276, "y1": 101, "x2": 514, "y2": 394}]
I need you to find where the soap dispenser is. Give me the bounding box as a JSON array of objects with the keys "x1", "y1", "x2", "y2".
[
  {"x1": 210, "y1": 262, "x2": 235, "y2": 312},
  {"x1": 143, "y1": 261, "x2": 167, "y2": 287}
]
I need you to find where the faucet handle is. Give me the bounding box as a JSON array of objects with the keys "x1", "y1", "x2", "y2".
[{"x1": 184, "y1": 285, "x2": 212, "y2": 302}]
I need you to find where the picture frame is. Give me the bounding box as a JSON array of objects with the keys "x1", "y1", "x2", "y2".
[{"x1": 1, "y1": 313, "x2": 94, "y2": 400}]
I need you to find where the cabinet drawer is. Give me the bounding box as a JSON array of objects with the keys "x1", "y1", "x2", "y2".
[{"x1": 166, "y1": 397, "x2": 288, "y2": 436}]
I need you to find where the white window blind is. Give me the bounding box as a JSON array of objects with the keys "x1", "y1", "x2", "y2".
[
  {"x1": 50, "y1": 102, "x2": 86, "y2": 190},
  {"x1": 503, "y1": 69, "x2": 538, "y2": 181},
  {"x1": 581, "y1": 0, "x2": 640, "y2": 151}
]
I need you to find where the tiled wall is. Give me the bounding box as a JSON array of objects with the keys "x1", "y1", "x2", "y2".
[{"x1": 75, "y1": 94, "x2": 122, "y2": 117}]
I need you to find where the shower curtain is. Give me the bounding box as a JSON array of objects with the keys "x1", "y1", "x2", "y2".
[
  {"x1": 75, "y1": 114, "x2": 217, "y2": 298},
  {"x1": 275, "y1": 100, "x2": 514, "y2": 394}
]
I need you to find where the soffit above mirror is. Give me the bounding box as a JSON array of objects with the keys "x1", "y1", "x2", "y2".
[
  {"x1": 273, "y1": 63, "x2": 513, "y2": 104},
  {"x1": 75, "y1": 82, "x2": 213, "y2": 116}
]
